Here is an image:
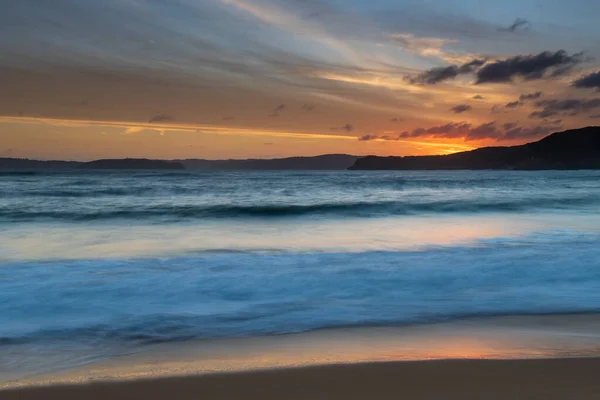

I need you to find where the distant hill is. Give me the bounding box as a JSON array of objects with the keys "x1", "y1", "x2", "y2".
[
  {"x1": 0, "y1": 158, "x2": 80, "y2": 169},
  {"x1": 349, "y1": 127, "x2": 600, "y2": 170},
  {"x1": 0, "y1": 155, "x2": 356, "y2": 171},
  {"x1": 79, "y1": 159, "x2": 184, "y2": 170},
  {"x1": 0, "y1": 158, "x2": 184, "y2": 170},
  {"x1": 178, "y1": 154, "x2": 358, "y2": 170}
]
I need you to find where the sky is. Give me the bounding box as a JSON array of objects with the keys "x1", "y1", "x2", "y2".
[{"x1": 2, "y1": 0, "x2": 600, "y2": 160}]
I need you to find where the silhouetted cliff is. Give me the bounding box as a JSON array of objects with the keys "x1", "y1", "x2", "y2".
[{"x1": 349, "y1": 127, "x2": 600, "y2": 170}]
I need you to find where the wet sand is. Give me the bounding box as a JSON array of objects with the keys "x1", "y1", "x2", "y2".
[{"x1": 4, "y1": 358, "x2": 600, "y2": 400}]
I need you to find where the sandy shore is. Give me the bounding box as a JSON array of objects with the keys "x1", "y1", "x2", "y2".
[{"x1": 4, "y1": 358, "x2": 600, "y2": 400}]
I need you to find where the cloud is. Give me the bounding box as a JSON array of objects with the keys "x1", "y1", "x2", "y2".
[
  {"x1": 573, "y1": 71, "x2": 600, "y2": 90},
  {"x1": 490, "y1": 105, "x2": 504, "y2": 114},
  {"x1": 529, "y1": 98, "x2": 600, "y2": 118},
  {"x1": 475, "y1": 50, "x2": 585, "y2": 84},
  {"x1": 397, "y1": 121, "x2": 555, "y2": 141},
  {"x1": 331, "y1": 124, "x2": 354, "y2": 132},
  {"x1": 451, "y1": 104, "x2": 472, "y2": 113},
  {"x1": 406, "y1": 50, "x2": 585, "y2": 86},
  {"x1": 358, "y1": 134, "x2": 380, "y2": 141},
  {"x1": 505, "y1": 101, "x2": 523, "y2": 108},
  {"x1": 590, "y1": 114, "x2": 600, "y2": 119},
  {"x1": 301, "y1": 104, "x2": 315, "y2": 111},
  {"x1": 529, "y1": 110, "x2": 560, "y2": 119},
  {"x1": 269, "y1": 104, "x2": 287, "y2": 117},
  {"x1": 473, "y1": 95, "x2": 485, "y2": 100},
  {"x1": 502, "y1": 125, "x2": 557, "y2": 140},
  {"x1": 399, "y1": 122, "x2": 473, "y2": 139},
  {"x1": 389, "y1": 33, "x2": 457, "y2": 59},
  {"x1": 405, "y1": 59, "x2": 486, "y2": 85},
  {"x1": 390, "y1": 117, "x2": 403, "y2": 122},
  {"x1": 124, "y1": 125, "x2": 167, "y2": 136},
  {"x1": 544, "y1": 119, "x2": 563, "y2": 125},
  {"x1": 149, "y1": 114, "x2": 174, "y2": 123},
  {"x1": 519, "y1": 92, "x2": 543, "y2": 101},
  {"x1": 223, "y1": 116, "x2": 236, "y2": 121},
  {"x1": 124, "y1": 126, "x2": 145, "y2": 134},
  {"x1": 357, "y1": 120, "x2": 558, "y2": 143},
  {"x1": 498, "y1": 18, "x2": 531, "y2": 33}
]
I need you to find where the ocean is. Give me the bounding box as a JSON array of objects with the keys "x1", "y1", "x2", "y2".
[{"x1": 2, "y1": 169, "x2": 600, "y2": 383}]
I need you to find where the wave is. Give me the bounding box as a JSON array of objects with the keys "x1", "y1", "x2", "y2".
[
  {"x1": 2, "y1": 195, "x2": 599, "y2": 222},
  {"x1": 4, "y1": 310, "x2": 600, "y2": 347},
  {"x1": 0, "y1": 171, "x2": 47, "y2": 177},
  {"x1": 2, "y1": 231, "x2": 600, "y2": 347}
]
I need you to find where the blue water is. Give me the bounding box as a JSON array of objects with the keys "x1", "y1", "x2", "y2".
[{"x1": 2, "y1": 170, "x2": 600, "y2": 378}]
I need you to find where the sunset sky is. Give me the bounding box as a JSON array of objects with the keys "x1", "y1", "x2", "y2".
[{"x1": 2, "y1": 0, "x2": 600, "y2": 160}]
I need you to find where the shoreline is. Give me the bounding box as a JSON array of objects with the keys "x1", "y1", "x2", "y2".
[
  {"x1": 4, "y1": 357, "x2": 600, "y2": 399},
  {"x1": 4, "y1": 313, "x2": 600, "y2": 390}
]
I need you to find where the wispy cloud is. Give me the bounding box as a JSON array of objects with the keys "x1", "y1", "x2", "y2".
[
  {"x1": 330, "y1": 124, "x2": 354, "y2": 132},
  {"x1": 498, "y1": 18, "x2": 531, "y2": 33},
  {"x1": 149, "y1": 114, "x2": 174, "y2": 124}
]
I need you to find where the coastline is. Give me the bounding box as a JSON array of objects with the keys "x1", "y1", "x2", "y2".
[
  {"x1": 4, "y1": 313, "x2": 600, "y2": 391},
  {"x1": 4, "y1": 358, "x2": 600, "y2": 400}
]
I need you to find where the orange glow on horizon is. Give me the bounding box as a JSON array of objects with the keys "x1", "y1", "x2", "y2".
[{"x1": 0, "y1": 115, "x2": 477, "y2": 160}]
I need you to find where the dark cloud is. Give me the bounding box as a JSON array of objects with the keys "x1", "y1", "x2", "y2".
[
  {"x1": 519, "y1": 92, "x2": 543, "y2": 101},
  {"x1": 263, "y1": 142, "x2": 274, "y2": 145},
  {"x1": 572, "y1": 71, "x2": 600, "y2": 90},
  {"x1": 451, "y1": 104, "x2": 472, "y2": 113},
  {"x1": 398, "y1": 122, "x2": 473, "y2": 139},
  {"x1": 222, "y1": 116, "x2": 235, "y2": 121},
  {"x1": 475, "y1": 50, "x2": 585, "y2": 84},
  {"x1": 269, "y1": 104, "x2": 287, "y2": 117},
  {"x1": 498, "y1": 18, "x2": 531, "y2": 33},
  {"x1": 407, "y1": 50, "x2": 584, "y2": 86},
  {"x1": 505, "y1": 101, "x2": 523, "y2": 108},
  {"x1": 468, "y1": 121, "x2": 500, "y2": 140},
  {"x1": 589, "y1": 114, "x2": 600, "y2": 119},
  {"x1": 502, "y1": 125, "x2": 557, "y2": 140},
  {"x1": 301, "y1": 104, "x2": 315, "y2": 111},
  {"x1": 544, "y1": 119, "x2": 563, "y2": 125},
  {"x1": 490, "y1": 105, "x2": 504, "y2": 114},
  {"x1": 331, "y1": 124, "x2": 354, "y2": 132},
  {"x1": 148, "y1": 114, "x2": 174, "y2": 123},
  {"x1": 530, "y1": 98, "x2": 600, "y2": 118},
  {"x1": 358, "y1": 134, "x2": 379, "y2": 141},
  {"x1": 473, "y1": 95, "x2": 485, "y2": 100},
  {"x1": 529, "y1": 110, "x2": 560, "y2": 119},
  {"x1": 358, "y1": 134, "x2": 405, "y2": 142},
  {"x1": 395, "y1": 121, "x2": 554, "y2": 141},
  {"x1": 405, "y1": 59, "x2": 486, "y2": 85}
]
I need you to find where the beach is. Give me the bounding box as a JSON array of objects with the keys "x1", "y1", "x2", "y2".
[{"x1": 4, "y1": 358, "x2": 600, "y2": 400}]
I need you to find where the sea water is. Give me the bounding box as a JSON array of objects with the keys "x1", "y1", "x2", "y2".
[{"x1": 2, "y1": 170, "x2": 600, "y2": 381}]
